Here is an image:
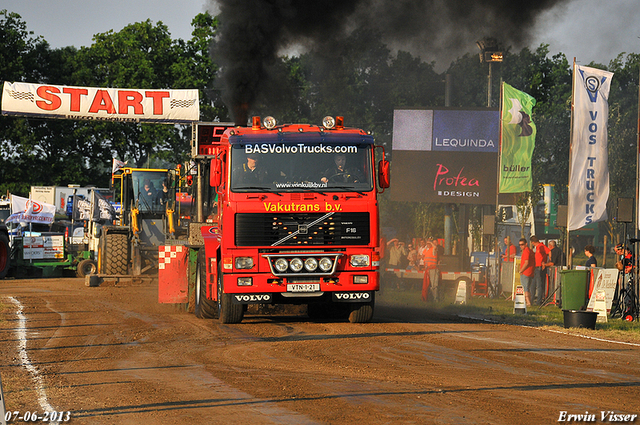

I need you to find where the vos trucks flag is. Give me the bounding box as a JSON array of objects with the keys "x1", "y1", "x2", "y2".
[
  {"x1": 499, "y1": 83, "x2": 536, "y2": 193},
  {"x1": 568, "y1": 64, "x2": 613, "y2": 231},
  {"x1": 1, "y1": 81, "x2": 199, "y2": 123}
]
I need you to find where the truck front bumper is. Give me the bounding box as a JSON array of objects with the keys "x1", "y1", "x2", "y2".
[{"x1": 219, "y1": 270, "x2": 379, "y2": 303}]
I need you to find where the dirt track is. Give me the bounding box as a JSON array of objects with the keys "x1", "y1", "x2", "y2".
[{"x1": 1, "y1": 277, "x2": 639, "y2": 424}]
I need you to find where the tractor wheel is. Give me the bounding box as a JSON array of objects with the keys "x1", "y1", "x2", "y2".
[
  {"x1": 0, "y1": 232, "x2": 10, "y2": 279},
  {"x1": 103, "y1": 232, "x2": 129, "y2": 275},
  {"x1": 217, "y1": 265, "x2": 244, "y2": 324},
  {"x1": 76, "y1": 259, "x2": 97, "y2": 278},
  {"x1": 194, "y1": 250, "x2": 218, "y2": 319}
]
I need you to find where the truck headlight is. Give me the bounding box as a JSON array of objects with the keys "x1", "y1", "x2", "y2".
[
  {"x1": 274, "y1": 258, "x2": 288, "y2": 273},
  {"x1": 289, "y1": 258, "x2": 303, "y2": 272},
  {"x1": 304, "y1": 258, "x2": 318, "y2": 272},
  {"x1": 318, "y1": 257, "x2": 333, "y2": 272},
  {"x1": 350, "y1": 255, "x2": 370, "y2": 267},
  {"x1": 235, "y1": 257, "x2": 254, "y2": 269}
]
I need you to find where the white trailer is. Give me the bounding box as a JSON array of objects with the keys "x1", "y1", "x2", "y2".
[{"x1": 30, "y1": 186, "x2": 109, "y2": 218}]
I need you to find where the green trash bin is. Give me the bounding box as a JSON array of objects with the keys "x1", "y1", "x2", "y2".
[{"x1": 560, "y1": 269, "x2": 590, "y2": 310}]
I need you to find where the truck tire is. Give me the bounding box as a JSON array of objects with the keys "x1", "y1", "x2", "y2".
[
  {"x1": 0, "y1": 232, "x2": 10, "y2": 279},
  {"x1": 218, "y1": 265, "x2": 244, "y2": 324},
  {"x1": 104, "y1": 232, "x2": 129, "y2": 275},
  {"x1": 194, "y1": 250, "x2": 218, "y2": 319},
  {"x1": 76, "y1": 259, "x2": 97, "y2": 278},
  {"x1": 348, "y1": 292, "x2": 375, "y2": 323}
]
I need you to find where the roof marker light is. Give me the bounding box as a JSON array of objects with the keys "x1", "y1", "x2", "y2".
[
  {"x1": 263, "y1": 116, "x2": 277, "y2": 129},
  {"x1": 322, "y1": 116, "x2": 335, "y2": 129}
]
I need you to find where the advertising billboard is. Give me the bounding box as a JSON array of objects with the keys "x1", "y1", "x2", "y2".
[
  {"x1": 391, "y1": 109, "x2": 499, "y2": 205},
  {"x1": 2, "y1": 81, "x2": 199, "y2": 123}
]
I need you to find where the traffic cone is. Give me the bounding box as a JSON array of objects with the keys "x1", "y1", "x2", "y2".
[
  {"x1": 514, "y1": 285, "x2": 527, "y2": 314},
  {"x1": 454, "y1": 280, "x2": 467, "y2": 304}
]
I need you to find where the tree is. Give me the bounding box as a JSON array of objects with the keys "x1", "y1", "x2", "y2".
[
  {"x1": 0, "y1": 10, "x2": 63, "y2": 195},
  {"x1": 0, "y1": 12, "x2": 226, "y2": 194}
]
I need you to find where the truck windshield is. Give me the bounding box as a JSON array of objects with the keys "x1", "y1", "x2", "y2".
[
  {"x1": 230, "y1": 143, "x2": 373, "y2": 192},
  {"x1": 132, "y1": 171, "x2": 169, "y2": 212}
]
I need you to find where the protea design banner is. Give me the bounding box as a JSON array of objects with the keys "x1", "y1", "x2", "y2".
[
  {"x1": 499, "y1": 83, "x2": 536, "y2": 193},
  {"x1": 568, "y1": 65, "x2": 613, "y2": 231},
  {"x1": 2, "y1": 81, "x2": 199, "y2": 123},
  {"x1": 391, "y1": 108, "x2": 499, "y2": 204}
]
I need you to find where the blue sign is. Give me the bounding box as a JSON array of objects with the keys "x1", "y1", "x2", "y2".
[{"x1": 431, "y1": 110, "x2": 499, "y2": 152}]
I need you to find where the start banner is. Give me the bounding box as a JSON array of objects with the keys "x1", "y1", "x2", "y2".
[{"x1": 2, "y1": 81, "x2": 199, "y2": 123}]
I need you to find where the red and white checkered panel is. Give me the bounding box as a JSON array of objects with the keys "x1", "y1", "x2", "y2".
[
  {"x1": 158, "y1": 245, "x2": 188, "y2": 303},
  {"x1": 158, "y1": 245, "x2": 184, "y2": 270}
]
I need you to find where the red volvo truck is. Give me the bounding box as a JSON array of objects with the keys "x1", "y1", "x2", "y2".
[{"x1": 159, "y1": 116, "x2": 390, "y2": 323}]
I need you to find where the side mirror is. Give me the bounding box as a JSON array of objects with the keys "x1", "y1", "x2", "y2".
[
  {"x1": 210, "y1": 158, "x2": 222, "y2": 187},
  {"x1": 378, "y1": 159, "x2": 390, "y2": 189}
]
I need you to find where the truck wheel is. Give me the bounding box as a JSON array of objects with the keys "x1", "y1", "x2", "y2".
[
  {"x1": 76, "y1": 259, "x2": 97, "y2": 278},
  {"x1": 104, "y1": 232, "x2": 129, "y2": 275},
  {"x1": 194, "y1": 250, "x2": 218, "y2": 319},
  {"x1": 0, "y1": 232, "x2": 10, "y2": 279},
  {"x1": 348, "y1": 292, "x2": 375, "y2": 323},
  {"x1": 217, "y1": 265, "x2": 244, "y2": 324}
]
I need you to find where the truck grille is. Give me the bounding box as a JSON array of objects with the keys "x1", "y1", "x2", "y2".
[{"x1": 235, "y1": 212, "x2": 370, "y2": 246}]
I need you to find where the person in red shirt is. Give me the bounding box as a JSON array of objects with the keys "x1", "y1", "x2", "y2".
[
  {"x1": 530, "y1": 235, "x2": 549, "y2": 306},
  {"x1": 502, "y1": 236, "x2": 516, "y2": 262},
  {"x1": 518, "y1": 238, "x2": 535, "y2": 306},
  {"x1": 421, "y1": 239, "x2": 440, "y2": 302}
]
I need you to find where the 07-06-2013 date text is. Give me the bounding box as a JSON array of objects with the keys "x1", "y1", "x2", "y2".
[{"x1": 4, "y1": 411, "x2": 71, "y2": 422}]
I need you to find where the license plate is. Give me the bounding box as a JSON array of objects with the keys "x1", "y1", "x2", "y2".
[{"x1": 287, "y1": 283, "x2": 320, "y2": 293}]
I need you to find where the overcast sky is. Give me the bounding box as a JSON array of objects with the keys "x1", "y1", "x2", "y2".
[{"x1": 4, "y1": 0, "x2": 640, "y2": 67}]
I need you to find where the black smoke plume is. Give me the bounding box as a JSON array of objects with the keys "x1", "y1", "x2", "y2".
[{"x1": 212, "y1": 0, "x2": 570, "y2": 125}]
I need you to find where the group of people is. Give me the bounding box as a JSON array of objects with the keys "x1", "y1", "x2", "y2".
[
  {"x1": 509, "y1": 236, "x2": 637, "y2": 310},
  {"x1": 614, "y1": 243, "x2": 634, "y2": 274},
  {"x1": 386, "y1": 237, "x2": 443, "y2": 301},
  {"x1": 139, "y1": 179, "x2": 168, "y2": 208},
  {"x1": 387, "y1": 238, "x2": 442, "y2": 271},
  {"x1": 503, "y1": 235, "x2": 564, "y2": 307}
]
